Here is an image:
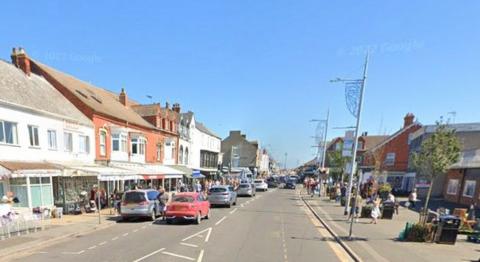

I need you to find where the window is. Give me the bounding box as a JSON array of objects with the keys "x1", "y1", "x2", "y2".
[
  {"x1": 30, "y1": 176, "x2": 53, "y2": 207},
  {"x1": 28, "y1": 125, "x2": 40, "y2": 147},
  {"x1": 179, "y1": 146, "x2": 184, "y2": 164},
  {"x1": 162, "y1": 119, "x2": 166, "y2": 129},
  {"x1": 64, "y1": 132, "x2": 73, "y2": 152},
  {"x1": 112, "y1": 134, "x2": 128, "y2": 152},
  {"x1": 0, "y1": 120, "x2": 18, "y2": 145},
  {"x1": 156, "y1": 144, "x2": 162, "y2": 161},
  {"x1": 185, "y1": 147, "x2": 189, "y2": 165},
  {"x1": 79, "y1": 135, "x2": 90, "y2": 153},
  {"x1": 171, "y1": 146, "x2": 175, "y2": 160},
  {"x1": 170, "y1": 121, "x2": 173, "y2": 132},
  {"x1": 463, "y1": 180, "x2": 476, "y2": 198},
  {"x1": 384, "y1": 152, "x2": 396, "y2": 166},
  {"x1": 47, "y1": 130, "x2": 57, "y2": 150},
  {"x1": 131, "y1": 137, "x2": 146, "y2": 155},
  {"x1": 447, "y1": 179, "x2": 459, "y2": 195},
  {"x1": 99, "y1": 130, "x2": 106, "y2": 156}
]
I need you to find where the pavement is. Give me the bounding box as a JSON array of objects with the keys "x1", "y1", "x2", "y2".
[
  {"x1": 2, "y1": 188, "x2": 353, "y2": 262},
  {"x1": 303, "y1": 192, "x2": 480, "y2": 262}
]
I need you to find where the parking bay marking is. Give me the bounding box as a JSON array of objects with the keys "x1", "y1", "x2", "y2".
[
  {"x1": 215, "y1": 216, "x2": 227, "y2": 226},
  {"x1": 62, "y1": 250, "x2": 85, "y2": 255},
  {"x1": 180, "y1": 242, "x2": 199, "y2": 248},
  {"x1": 162, "y1": 251, "x2": 195, "y2": 261},
  {"x1": 229, "y1": 208, "x2": 238, "y2": 214},
  {"x1": 132, "y1": 248, "x2": 166, "y2": 262}
]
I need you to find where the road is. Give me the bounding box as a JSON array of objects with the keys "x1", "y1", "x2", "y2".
[{"x1": 10, "y1": 188, "x2": 351, "y2": 262}]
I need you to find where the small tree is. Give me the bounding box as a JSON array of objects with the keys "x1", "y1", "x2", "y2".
[
  {"x1": 327, "y1": 150, "x2": 350, "y2": 182},
  {"x1": 412, "y1": 123, "x2": 461, "y2": 221}
]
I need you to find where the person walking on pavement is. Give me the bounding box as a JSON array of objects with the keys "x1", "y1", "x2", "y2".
[
  {"x1": 408, "y1": 189, "x2": 417, "y2": 209},
  {"x1": 370, "y1": 199, "x2": 381, "y2": 224}
]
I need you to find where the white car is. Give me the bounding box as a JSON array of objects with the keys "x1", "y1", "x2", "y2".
[{"x1": 253, "y1": 179, "x2": 268, "y2": 191}]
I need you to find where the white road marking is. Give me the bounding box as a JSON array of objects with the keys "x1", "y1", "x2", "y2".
[
  {"x1": 197, "y1": 249, "x2": 204, "y2": 262},
  {"x1": 141, "y1": 226, "x2": 147, "y2": 229},
  {"x1": 162, "y1": 251, "x2": 195, "y2": 261},
  {"x1": 182, "y1": 227, "x2": 212, "y2": 242},
  {"x1": 240, "y1": 204, "x2": 244, "y2": 207},
  {"x1": 88, "y1": 245, "x2": 97, "y2": 250},
  {"x1": 62, "y1": 250, "x2": 85, "y2": 255},
  {"x1": 204, "y1": 227, "x2": 212, "y2": 242},
  {"x1": 133, "y1": 248, "x2": 166, "y2": 262},
  {"x1": 229, "y1": 208, "x2": 238, "y2": 214},
  {"x1": 123, "y1": 233, "x2": 129, "y2": 237},
  {"x1": 98, "y1": 241, "x2": 107, "y2": 246},
  {"x1": 180, "y1": 242, "x2": 199, "y2": 248},
  {"x1": 112, "y1": 236, "x2": 119, "y2": 241},
  {"x1": 215, "y1": 216, "x2": 227, "y2": 226},
  {"x1": 133, "y1": 229, "x2": 139, "y2": 233}
]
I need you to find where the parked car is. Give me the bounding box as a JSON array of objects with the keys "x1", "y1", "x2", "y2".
[
  {"x1": 253, "y1": 179, "x2": 268, "y2": 191},
  {"x1": 237, "y1": 183, "x2": 256, "y2": 197},
  {"x1": 165, "y1": 192, "x2": 210, "y2": 224},
  {"x1": 284, "y1": 181, "x2": 296, "y2": 190},
  {"x1": 120, "y1": 189, "x2": 161, "y2": 221},
  {"x1": 267, "y1": 178, "x2": 279, "y2": 188},
  {"x1": 208, "y1": 185, "x2": 237, "y2": 207}
]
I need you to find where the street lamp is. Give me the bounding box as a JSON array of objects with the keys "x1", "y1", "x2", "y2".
[{"x1": 331, "y1": 52, "x2": 369, "y2": 239}]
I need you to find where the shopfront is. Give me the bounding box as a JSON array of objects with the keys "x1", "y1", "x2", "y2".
[{"x1": 0, "y1": 161, "x2": 59, "y2": 209}]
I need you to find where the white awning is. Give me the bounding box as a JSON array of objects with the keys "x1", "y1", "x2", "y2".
[
  {"x1": 48, "y1": 162, "x2": 140, "y2": 181},
  {"x1": 109, "y1": 162, "x2": 184, "y2": 179}
]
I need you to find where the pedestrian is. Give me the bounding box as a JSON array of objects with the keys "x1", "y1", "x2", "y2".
[
  {"x1": 195, "y1": 181, "x2": 202, "y2": 193},
  {"x1": 335, "y1": 184, "x2": 341, "y2": 203},
  {"x1": 157, "y1": 187, "x2": 168, "y2": 220},
  {"x1": 408, "y1": 189, "x2": 417, "y2": 209},
  {"x1": 371, "y1": 200, "x2": 381, "y2": 224},
  {"x1": 310, "y1": 179, "x2": 317, "y2": 197}
]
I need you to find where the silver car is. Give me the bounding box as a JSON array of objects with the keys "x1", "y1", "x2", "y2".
[
  {"x1": 208, "y1": 186, "x2": 237, "y2": 207},
  {"x1": 237, "y1": 183, "x2": 256, "y2": 197},
  {"x1": 120, "y1": 189, "x2": 161, "y2": 221}
]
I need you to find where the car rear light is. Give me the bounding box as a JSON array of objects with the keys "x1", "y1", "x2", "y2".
[{"x1": 138, "y1": 201, "x2": 149, "y2": 206}]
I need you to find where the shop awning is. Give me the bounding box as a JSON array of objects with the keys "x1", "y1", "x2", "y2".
[
  {"x1": 0, "y1": 161, "x2": 61, "y2": 178},
  {"x1": 192, "y1": 170, "x2": 205, "y2": 179},
  {"x1": 168, "y1": 165, "x2": 194, "y2": 179},
  {"x1": 109, "y1": 162, "x2": 184, "y2": 179},
  {"x1": 46, "y1": 161, "x2": 139, "y2": 181}
]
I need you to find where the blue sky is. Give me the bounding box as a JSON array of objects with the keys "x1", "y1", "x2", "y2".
[{"x1": 1, "y1": 1, "x2": 479, "y2": 167}]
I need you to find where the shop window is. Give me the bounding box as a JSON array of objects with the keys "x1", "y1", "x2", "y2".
[
  {"x1": 9, "y1": 178, "x2": 28, "y2": 208},
  {"x1": 0, "y1": 120, "x2": 18, "y2": 145},
  {"x1": 185, "y1": 147, "x2": 189, "y2": 165},
  {"x1": 64, "y1": 132, "x2": 73, "y2": 152},
  {"x1": 463, "y1": 180, "x2": 476, "y2": 198},
  {"x1": 30, "y1": 176, "x2": 53, "y2": 207},
  {"x1": 447, "y1": 179, "x2": 459, "y2": 195},
  {"x1": 28, "y1": 125, "x2": 40, "y2": 147},
  {"x1": 47, "y1": 130, "x2": 57, "y2": 150}
]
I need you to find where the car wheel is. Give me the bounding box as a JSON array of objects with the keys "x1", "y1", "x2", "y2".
[
  {"x1": 166, "y1": 218, "x2": 173, "y2": 224},
  {"x1": 233, "y1": 200, "x2": 237, "y2": 206},
  {"x1": 195, "y1": 212, "x2": 201, "y2": 225},
  {"x1": 226, "y1": 202, "x2": 231, "y2": 208},
  {"x1": 150, "y1": 210, "x2": 156, "y2": 221}
]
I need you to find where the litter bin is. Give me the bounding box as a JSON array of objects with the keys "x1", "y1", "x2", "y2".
[
  {"x1": 434, "y1": 215, "x2": 461, "y2": 244},
  {"x1": 382, "y1": 201, "x2": 395, "y2": 219}
]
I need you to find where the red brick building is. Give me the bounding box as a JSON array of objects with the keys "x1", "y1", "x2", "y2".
[
  {"x1": 17, "y1": 49, "x2": 183, "y2": 191},
  {"x1": 362, "y1": 113, "x2": 421, "y2": 193}
]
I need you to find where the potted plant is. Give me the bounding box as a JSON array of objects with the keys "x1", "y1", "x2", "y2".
[
  {"x1": 378, "y1": 183, "x2": 392, "y2": 201},
  {"x1": 406, "y1": 223, "x2": 433, "y2": 242}
]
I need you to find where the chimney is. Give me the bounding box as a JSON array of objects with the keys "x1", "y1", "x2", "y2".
[
  {"x1": 11, "y1": 47, "x2": 31, "y2": 76},
  {"x1": 119, "y1": 88, "x2": 127, "y2": 106},
  {"x1": 172, "y1": 103, "x2": 181, "y2": 113},
  {"x1": 404, "y1": 113, "x2": 415, "y2": 127}
]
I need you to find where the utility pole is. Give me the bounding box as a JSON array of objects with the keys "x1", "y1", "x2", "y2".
[{"x1": 331, "y1": 52, "x2": 369, "y2": 239}]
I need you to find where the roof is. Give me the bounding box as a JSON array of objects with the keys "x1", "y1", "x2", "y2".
[
  {"x1": 181, "y1": 111, "x2": 194, "y2": 126},
  {"x1": 131, "y1": 104, "x2": 160, "y2": 116},
  {"x1": 196, "y1": 121, "x2": 220, "y2": 139},
  {"x1": 368, "y1": 123, "x2": 420, "y2": 153},
  {"x1": 0, "y1": 60, "x2": 92, "y2": 126},
  {"x1": 451, "y1": 149, "x2": 480, "y2": 169},
  {"x1": 361, "y1": 135, "x2": 389, "y2": 150},
  {"x1": 31, "y1": 60, "x2": 155, "y2": 129},
  {"x1": 0, "y1": 161, "x2": 59, "y2": 171}
]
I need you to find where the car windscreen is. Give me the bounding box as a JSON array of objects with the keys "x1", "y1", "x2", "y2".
[
  {"x1": 124, "y1": 192, "x2": 146, "y2": 203},
  {"x1": 209, "y1": 187, "x2": 227, "y2": 193},
  {"x1": 239, "y1": 184, "x2": 250, "y2": 188},
  {"x1": 172, "y1": 195, "x2": 194, "y2": 203}
]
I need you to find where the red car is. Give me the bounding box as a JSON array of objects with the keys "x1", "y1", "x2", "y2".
[{"x1": 165, "y1": 192, "x2": 211, "y2": 224}]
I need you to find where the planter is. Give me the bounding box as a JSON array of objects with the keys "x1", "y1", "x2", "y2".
[{"x1": 361, "y1": 205, "x2": 373, "y2": 218}]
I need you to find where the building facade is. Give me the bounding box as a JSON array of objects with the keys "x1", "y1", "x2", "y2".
[{"x1": 221, "y1": 131, "x2": 260, "y2": 171}]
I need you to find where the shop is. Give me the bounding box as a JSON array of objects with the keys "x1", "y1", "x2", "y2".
[{"x1": 0, "y1": 161, "x2": 60, "y2": 209}]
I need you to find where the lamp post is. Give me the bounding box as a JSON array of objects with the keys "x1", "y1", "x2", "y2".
[
  {"x1": 331, "y1": 52, "x2": 369, "y2": 239},
  {"x1": 310, "y1": 109, "x2": 330, "y2": 196}
]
